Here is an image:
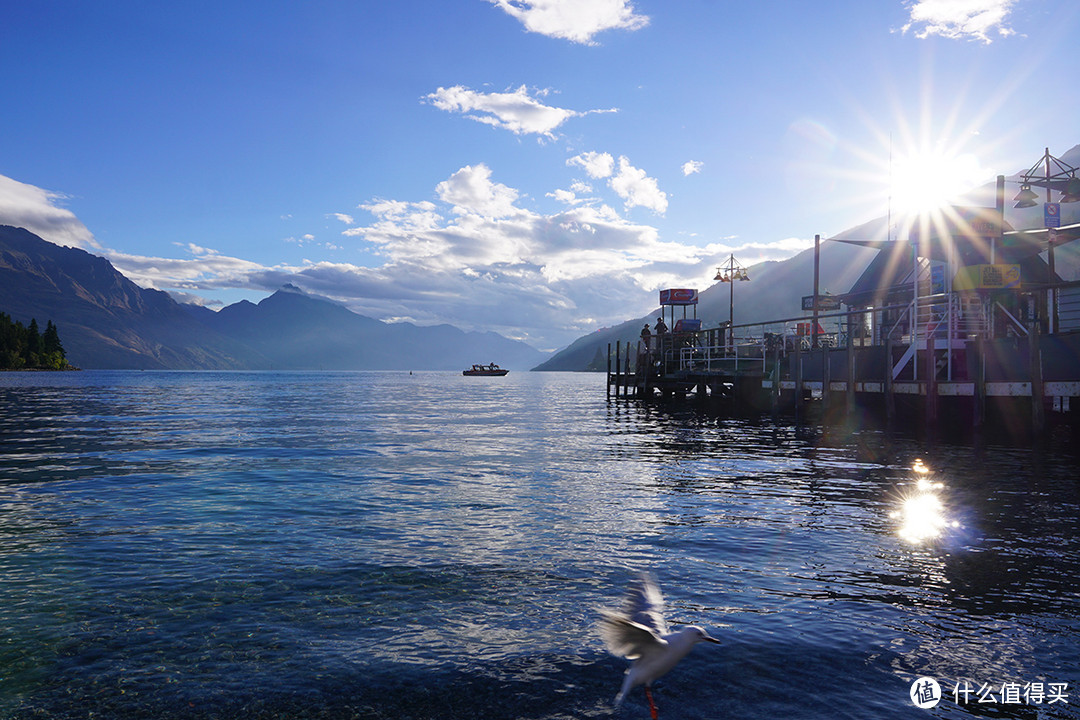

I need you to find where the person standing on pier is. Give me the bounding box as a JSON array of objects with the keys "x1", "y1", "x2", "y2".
[
  {"x1": 654, "y1": 317, "x2": 667, "y2": 335},
  {"x1": 639, "y1": 323, "x2": 653, "y2": 368}
]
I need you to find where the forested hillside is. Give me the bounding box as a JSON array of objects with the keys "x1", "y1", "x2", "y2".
[{"x1": 0, "y1": 313, "x2": 69, "y2": 369}]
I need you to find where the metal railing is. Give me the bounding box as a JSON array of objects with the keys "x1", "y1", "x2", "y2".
[{"x1": 657, "y1": 292, "x2": 1000, "y2": 377}]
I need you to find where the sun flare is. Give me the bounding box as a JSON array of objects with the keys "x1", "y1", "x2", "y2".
[{"x1": 890, "y1": 148, "x2": 990, "y2": 215}]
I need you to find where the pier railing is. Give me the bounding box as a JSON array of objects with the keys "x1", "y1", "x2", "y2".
[{"x1": 608, "y1": 285, "x2": 1080, "y2": 440}]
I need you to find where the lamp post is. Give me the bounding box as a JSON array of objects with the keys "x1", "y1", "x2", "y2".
[
  {"x1": 1013, "y1": 147, "x2": 1080, "y2": 333},
  {"x1": 714, "y1": 253, "x2": 750, "y2": 352}
]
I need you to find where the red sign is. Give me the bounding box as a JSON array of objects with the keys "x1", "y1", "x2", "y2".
[{"x1": 659, "y1": 288, "x2": 698, "y2": 305}]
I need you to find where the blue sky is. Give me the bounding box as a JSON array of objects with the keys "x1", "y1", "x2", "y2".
[{"x1": 2, "y1": 0, "x2": 1079, "y2": 350}]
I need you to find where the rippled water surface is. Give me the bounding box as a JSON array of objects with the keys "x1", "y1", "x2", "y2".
[{"x1": 1, "y1": 370, "x2": 1077, "y2": 719}]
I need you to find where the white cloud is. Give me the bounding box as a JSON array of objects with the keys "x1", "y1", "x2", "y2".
[
  {"x1": 167, "y1": 291, "x2": 223, "y2": 307},
  {"x1": 547, "y1": 188, "x2": 577, "y2": 205},
  {"x1": 901, "y1": 0, "x2": 1016, "y2": 43},
  {"x1": 547, "y1": 180, "x2": 598, "y2": 206},
  {"x1": 0, "y1": 174, "x2": 100, "y2": 250},
  {"x1": 107, "y1": 248, "x2": 267, "y2": 292},
  {"x1": 568, "y1": 152, "x2": 668, "y2": 214},
  {"x1": 682, "y1": 160, "x2": 704, "y2": 176},
  {"x1": 490, "y1": 0, "x2": 649, "y2": 44},
  {"x1": 179, "y1": 242, "x2": 217, "y2": 256},
  {"x1": 568, "y1": 151, "x2": 615, "y2": 179},
  {"x1": 426, "y1": 85, "x2": 615, "y2": 139},
  {"x1": 0, "y1": 170, "x2": 759, "y2": 349},
  {"x1": 435, "y1": 164, "x2": 523, "y2": 218},
  {"x1": 332, "y1": 213, "x2": 355, "y2": 225},
  {"x1": 610, "y1": 157, "x2": 668, "y2": 213}
]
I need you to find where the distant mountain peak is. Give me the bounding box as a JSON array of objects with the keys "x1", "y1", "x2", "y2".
[{"x1": 1, "y1": 226, "x2": 549, "y2": 370}]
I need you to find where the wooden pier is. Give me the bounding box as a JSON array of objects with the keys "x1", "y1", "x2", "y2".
[{"x1": 607, "y1": 298, "x2": 1080, "y2": 443}]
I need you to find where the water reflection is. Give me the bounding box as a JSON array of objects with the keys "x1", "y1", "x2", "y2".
[
  {"x1": 3, "y1": 373, "x2": 1078, "y2": 720},
  {"x1": 891, "y1": 459, "x2": 960, "y2": 544}
]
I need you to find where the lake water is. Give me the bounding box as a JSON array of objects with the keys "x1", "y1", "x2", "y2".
[{"x1": 0, "y1": 370, "x2": 1077, "y2": 719}]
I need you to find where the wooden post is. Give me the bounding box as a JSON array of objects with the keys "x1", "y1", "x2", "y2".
[
  {"x1": 821, "y1": 346, "x2": 831, "y2": 415},
  {"x1": 606, "y1": 342, "x2": 612, "y2": 399},
  {"x1": 641, "y1": 337, "x2": 651, "y2": 399},
  {"x1": 846, "y1": 313, "x2": 856, "y2": 417},
  {"x1": 771, "y1": 346, "x2": 781, "y2": 421},
  {"x1": 1030, "y1": 324, "x2": 1044, "y2": 438},
  {"x1": 812, "y1": 233, "x2": 820, "y2": 350},
  {"x1": 794, "y1": 336, "x2": 804, "y2": 423},
  {"x1": 625, "y1": 341, "x2": 632, "y2": 398},
  {"x1": 614, "y1": 340, "x2": 621, "y2": 398},
  {"x1": 925, "y1": 334, "x2": 938, "y2": 439},
  {"x1": 973, "y1": 335, "x2": 986, "y2": 434},
  {"x1": 885, "y1": 336, "x2": 895, "y2": 426}
]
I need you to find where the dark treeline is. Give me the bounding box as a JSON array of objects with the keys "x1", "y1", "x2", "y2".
[{"x1": 0, "y1": 313, "x2": 69, "y2": 370}]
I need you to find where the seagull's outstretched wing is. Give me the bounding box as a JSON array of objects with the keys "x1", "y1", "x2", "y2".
[
  {"x1": 598, "y1": 574, "x2": 669, "y2": 659},
  {"x1": 598, "y1": 610, "x2": 664, "y2": 659},
  {"x1": 622, "y1": 573, "x2": 669, "y2": 637}
]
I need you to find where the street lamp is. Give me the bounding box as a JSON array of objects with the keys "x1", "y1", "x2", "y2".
[
  {"x1": 1014, "y1": 147, "x2": 1080, "y2": 333},
  {"x1": 1014, "y1": 148, "x2": 1080, "y2": 208},
  {"x1": 714, "y1": 253, "x2": 750, "y2": 351}
]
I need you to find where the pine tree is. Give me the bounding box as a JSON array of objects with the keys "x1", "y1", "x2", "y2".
[
  {"x1": 43, "y1": 320, "x2": 64, "y2": 355},
  {"x1": 42, "y1": 320, "x2": 67, "y2": 369},
  {"x1": 0, "y1": 313, "x2": 69, "y2": 369}
]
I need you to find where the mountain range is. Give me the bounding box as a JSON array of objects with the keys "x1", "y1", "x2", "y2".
[
  {"x1": 6, "y1": 143, "x2": 1079, "y2": 374},
  {"x1": 0, "y1": 225, "x2": 549, "y2": 370},
  {"x1": 534, "y1": 240, "x2": 881, "y2": 371}
]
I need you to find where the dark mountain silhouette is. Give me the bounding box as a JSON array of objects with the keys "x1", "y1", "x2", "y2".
[
  {"x1": 535, "y1": 240, "x2": 879, "y2": 371},
  {"x1": 0, "y1": 226, "x2": 548, "y2": 370},
  {"x1": 0, "y1": 225, "x2": 263, "y2": 369},
  {"x1": 195, "y1": 283, "x2": 548, "y2": 370}
]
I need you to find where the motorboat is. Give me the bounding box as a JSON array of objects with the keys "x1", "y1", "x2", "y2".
[{"x1": 462, "y1": 363, "x2": 509, "y2": 376}]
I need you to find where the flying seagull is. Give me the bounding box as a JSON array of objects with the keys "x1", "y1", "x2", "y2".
[{"x1": 598, "y1": 573, "x2": 720, "y2": 718}]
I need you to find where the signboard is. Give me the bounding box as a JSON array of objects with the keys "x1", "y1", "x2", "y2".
[
  {"x1": 1045, "y1": 202, "x2": 1061, "y2": 229},
  {"x1": 659, "y1": 288, "x2": 698, "y2": 306},
  {"x1": 953, "y1": 264, "x2": 1021, "y2": 291},
  {"x1": 931, "y1": 264, "x2": 945, "y2": 294},
  {"x1": 801, "y1": 294, "x2": 841, "y2": 311},
  {"x1": 796, "y1": 322, "x2": 825, "y2": 336}
]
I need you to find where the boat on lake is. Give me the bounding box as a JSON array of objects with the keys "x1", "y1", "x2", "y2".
[{"x1": 463, "y1": 363, "x2": 509, "y2": 376}]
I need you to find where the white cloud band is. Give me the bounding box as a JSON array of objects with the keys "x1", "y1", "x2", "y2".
[
  {"x1": 426, "y1": 85, "x2": 615, "y2": 139},
  {"x1": 489, "y1": 0, "x2": 649, "y2": 44}
]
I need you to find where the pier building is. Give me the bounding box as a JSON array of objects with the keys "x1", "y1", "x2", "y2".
[{"x1": 608, "y1": 170, "x2": 1080, "y2": 443}]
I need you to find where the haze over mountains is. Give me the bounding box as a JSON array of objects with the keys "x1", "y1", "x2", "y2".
[
  {"x1": 0, "y1": 225, "x2": 548, "y2": 371},
  {"x1": 3, "y1": 221, "x2": 886, "y2": 373},
  {"x1": 535, "y1": 240, "x2": 881, "y2": 371}
]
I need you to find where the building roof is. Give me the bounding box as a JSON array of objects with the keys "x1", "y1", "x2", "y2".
[{"x1": 830, "y1": 209, "x2": 1078, "y2": 306}]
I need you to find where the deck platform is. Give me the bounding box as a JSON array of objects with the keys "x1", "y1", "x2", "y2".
[{"x1": 606, "y1": 327, "x2": 1080, "y2": 443}]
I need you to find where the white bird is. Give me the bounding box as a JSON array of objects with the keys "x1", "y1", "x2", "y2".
[{"x1": 599, "y1": 574, "x2": 720, "y2": 718}]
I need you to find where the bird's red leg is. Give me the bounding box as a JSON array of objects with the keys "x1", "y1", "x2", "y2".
[{"x1": 645, "y1": 686, "x2": 659, "y2": 720}]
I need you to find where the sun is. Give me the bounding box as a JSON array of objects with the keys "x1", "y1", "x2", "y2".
[{"x1": 889, "y1": 147, "x2": 990, "y2": 215}]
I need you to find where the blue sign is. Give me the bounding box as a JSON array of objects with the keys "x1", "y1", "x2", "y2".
[{"x1": 1045, "y1": 202, "x2": 1061, "y2": 228}]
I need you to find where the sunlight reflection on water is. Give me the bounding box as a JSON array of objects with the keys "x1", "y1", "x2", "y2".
[
  {"x1": 890, "y1": 459, "x2": 962, "y2": 545},
  {"x1": 1, "y1": 372, "x2": 1078, "y2": 720}
]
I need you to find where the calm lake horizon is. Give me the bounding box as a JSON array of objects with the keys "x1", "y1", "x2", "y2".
[{"x1": 1, "y1": 370, "x2": 1077, "y2": 719}]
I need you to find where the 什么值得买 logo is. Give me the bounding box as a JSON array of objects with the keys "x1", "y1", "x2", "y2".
[{"x1": 910, "y1": 677, "x2": 941, "y2": 709}]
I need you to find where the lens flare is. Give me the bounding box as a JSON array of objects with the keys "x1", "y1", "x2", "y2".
[{"x1": 890, "y1": 460, "x2": 959, "y2": 544}]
